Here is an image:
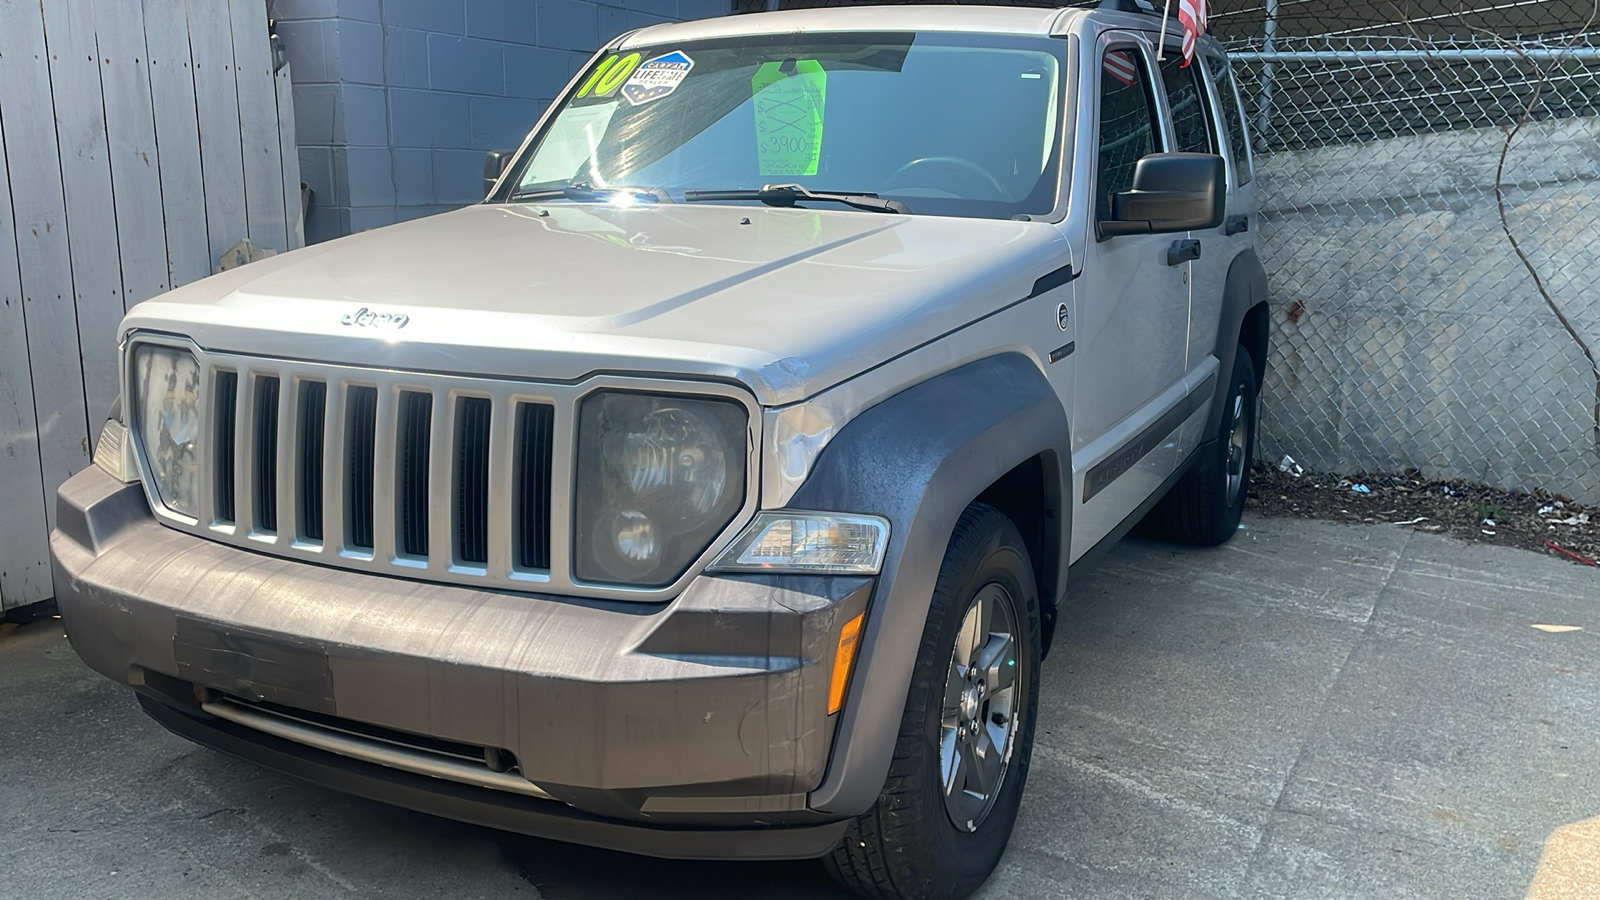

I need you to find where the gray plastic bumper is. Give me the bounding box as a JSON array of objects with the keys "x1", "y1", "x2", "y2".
[{"x1": 51, "y1": 465, "x2": 870, "y2": 849}]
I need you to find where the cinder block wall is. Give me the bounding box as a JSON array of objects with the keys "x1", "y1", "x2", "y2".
[{"x1": 273, "y1": 0, "x2": 728, "y2": 243}]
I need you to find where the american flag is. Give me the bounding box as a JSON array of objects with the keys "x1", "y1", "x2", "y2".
[
  {"x1": 1102, "y1": 49, "x2": 1139, "y2": 87},
  {"x1": 1178, "y1": 0, "x2": 1208, "y2": 67}
]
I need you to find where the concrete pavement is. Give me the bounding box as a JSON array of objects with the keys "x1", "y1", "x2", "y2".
[{"x1": 4, "y1": 514, "x2": 1598, "y2": 899}]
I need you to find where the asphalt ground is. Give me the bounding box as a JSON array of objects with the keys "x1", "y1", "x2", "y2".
[{"x1": 4, "y1": 514, "x2": 1598, "y2": 899}]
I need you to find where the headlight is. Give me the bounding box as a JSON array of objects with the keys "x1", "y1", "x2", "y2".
[
  {"x1": 132, "y1": 345, "x2": 203, "y2": 517},
  {"x1": 574, "y1": 391, "x2": 748, "y2": 586},
  {"x1": 711, "y1": 512, "x2": 889, "y2": 574}
]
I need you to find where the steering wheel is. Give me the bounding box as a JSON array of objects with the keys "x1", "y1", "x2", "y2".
[{"x1": 883, "y1": 156, "x2": 1007, "y2": 200}]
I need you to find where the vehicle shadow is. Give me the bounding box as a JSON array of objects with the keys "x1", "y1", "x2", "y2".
[{"x1": 492, "y1": 832, "x2": 854, "y2": 899}]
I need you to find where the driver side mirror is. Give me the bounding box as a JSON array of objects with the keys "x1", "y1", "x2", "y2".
[
  {"x1": 1098, "y1": 153, "x2": 1226, "y2": 240},
  {"x1": 483, "y1": 148, "x2": 516, "y2": 197}
]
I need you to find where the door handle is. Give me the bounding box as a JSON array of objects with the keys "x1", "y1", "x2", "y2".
[
  {"x1": 1166, "y1": 239, "x2": 1201, "y2": 266},
  {"x1": 1224, "y1": 214, "x2": 1249, "y2": 236}
]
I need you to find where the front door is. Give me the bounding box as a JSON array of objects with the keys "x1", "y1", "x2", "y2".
[{"x1": 1071, "y1": 37, "x2": 1192, "y2": 559}]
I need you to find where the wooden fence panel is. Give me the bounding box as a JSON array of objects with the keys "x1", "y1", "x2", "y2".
[
  {"x1": 231, "y1": 0, "x2": 288, "y2": 252},
  {"x1": 99, "y1": 0, "x2": 173, "y2": 310},
  {"x1": 143, "y1": 0, "x2": 213, "y2": 289},
  {"x1": 0, "y1": 109, "x2": 53, "y2": 609},
  {"x1": 39, "y1": 0, "x2": 124, "y2": 431},
  {"x1": 0, "y1": 0, "x2": 302, "y2": 609},
  {"x1": 0, "y1": 0, "x2": 93, "y2": 536},
  {"x1": 186, "y1": 0, "x2": 248, "y2": 265},
  {"x1": 276, "y1": 63, "x2": 305, "y2": 250}
]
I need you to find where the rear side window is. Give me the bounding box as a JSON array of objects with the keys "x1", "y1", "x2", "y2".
[
  {"x1": 1159, "y1": 53, "x2": 1215, "y2": 154},
  {"x1": 1203, "y1": 55, "x2": 1253, "y2": 185},
  {"x1": 1096, "y1": 47, "x2": 1158, "y2": 221}
]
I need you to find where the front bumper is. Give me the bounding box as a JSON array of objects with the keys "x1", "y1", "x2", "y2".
[{"x1": 51, "y1": 465, "x2": 869, "y2": 858}]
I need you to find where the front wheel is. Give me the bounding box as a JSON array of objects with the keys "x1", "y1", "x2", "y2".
[{"x1": 825, "y1": 503, "x2": 1041, "y2": 900}]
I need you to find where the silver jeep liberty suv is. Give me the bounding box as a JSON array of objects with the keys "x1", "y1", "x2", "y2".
[{"x1": 53, "y1": 2, "x2": 1268, "y2": 897}]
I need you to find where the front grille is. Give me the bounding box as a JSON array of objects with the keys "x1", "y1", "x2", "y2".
[
  {"x1": 139, "y1": 345, "x2": 757, "y2": 600},
  {"x1": 201, "y1": 364, "x2": 554, "y2": 578}
]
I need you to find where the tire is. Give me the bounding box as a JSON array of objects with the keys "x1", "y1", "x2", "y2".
[
  {"x1": 824, "y1": 504, "x2": 1042, "y2": 900},
  {"x1": 1147, "y1": 346, "x2": 1258, "y2": 546}
]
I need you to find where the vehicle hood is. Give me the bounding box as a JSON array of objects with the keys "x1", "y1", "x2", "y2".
[{"x1": 125, "y1": 203, "x2": 1069, "y2": 405}]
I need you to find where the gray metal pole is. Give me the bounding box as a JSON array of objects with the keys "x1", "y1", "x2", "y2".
[
  {"x1": 1256, "y1": 0, "x2": 1278, "y2": 142},
  {"x1": 1231, "y1": 47, "x2": 1600, "y2": 62}
]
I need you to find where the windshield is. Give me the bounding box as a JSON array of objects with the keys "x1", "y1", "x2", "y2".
[{"x1": 500, "y1": 31, "x2": 1066, "y2": 220}]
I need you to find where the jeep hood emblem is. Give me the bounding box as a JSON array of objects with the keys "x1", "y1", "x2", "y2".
[{"x1": 341, "y1": 307, "x2": 409, "y2": 329}]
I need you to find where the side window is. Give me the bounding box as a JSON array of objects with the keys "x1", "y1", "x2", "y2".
[
  {"x1": 1203, "y1": 55, "x2": 1253, "y2": 186},
  {"x1": 1096, "y1": 47, "x2": 1159, "y2": 221},
  {"x1": 1159, "y1": 53, "x2": 1215, "y2": 154}
]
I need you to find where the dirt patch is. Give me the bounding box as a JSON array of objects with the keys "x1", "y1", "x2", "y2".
[{"x1": 1247, "y1": 463, "x2": 1600, "y2": 568}]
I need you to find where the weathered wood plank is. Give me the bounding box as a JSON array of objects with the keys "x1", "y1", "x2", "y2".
[
  {"x1": 97, "y1": 0, "x2": 172, "y2": 309},
  {"x1": 187, "y1": 0, "x2": 247, "y2": 267},
  {"x1": 143, "y1": 0, "x2": 211, "y2": 288},
  {"x1": 230, "y1": 0, "x2": 288, "y2": 253},
  {"x1": 276, "y1": 62, "x2": 305, "y2": 250},
  {"x1": 39, "y1": 0, "x2": 121, "y2": 429},
  {"x1": 0, "y1": 96, "x2": 53, "y2": 609},
  {"x1": 0, "y1": 0, "x2": 93, "y2": 537}
]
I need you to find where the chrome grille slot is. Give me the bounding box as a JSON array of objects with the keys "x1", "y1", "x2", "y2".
[
  {"x1": 346, "y1": 386, "x2": 378, "y2": 551},
  {"x1": 398, "y1": 391, "x2": 433, "y2": 558},
  {"x1": 298, "y1": 381, "x2": 327, "y2": 542},
  {"x1": 253, "y1": 376, "x2": 281, "y2": 533},
  {"x1": 516, "y1": 402, "x2": 555, "y2": 571},
  {"x1": 455, "y1": 397, "x2": 492, "y2": 565},
  {"x1": 213, "y1": 371, "x2": 238, "y2": 524}
]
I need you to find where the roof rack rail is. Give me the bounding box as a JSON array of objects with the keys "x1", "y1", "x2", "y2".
[{"x1": 1096, "y1": 0, "x2": 1162, "y2": 15}]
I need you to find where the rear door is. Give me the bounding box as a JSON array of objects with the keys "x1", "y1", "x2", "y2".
[
  {"x1": 1070, "y1": 36, "x2": 1190, "y2": 559},
  {"x1": 1155, "y1": 44, "x2": 1232, "y2": 465},
  {"x1": 1197, "y1": 48, "x2": 1259, "y2": 323}
]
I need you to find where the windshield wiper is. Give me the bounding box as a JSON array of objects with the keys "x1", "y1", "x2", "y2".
[
  {"x1": 683, "y1": 184, "x2": 911, "y2": 215},
  {"x1": 507, "y1": 182, "x2": 671, "y2": 204}
]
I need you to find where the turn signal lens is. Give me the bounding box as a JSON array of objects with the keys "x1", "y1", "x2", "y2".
[
  {"x1": 828, "y1": 612, "x2": 865, "y2": 715},
  {"x1": 710, "y1": 512, "x2": 889, "y2": 574},
  {"x1": 93, "y1": 419, "x2": 139, "y2": 484}
]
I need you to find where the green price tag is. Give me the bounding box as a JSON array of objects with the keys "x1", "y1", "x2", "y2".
[{"x1": 752, "y1": 60, "x2": 827, "y2": 177}]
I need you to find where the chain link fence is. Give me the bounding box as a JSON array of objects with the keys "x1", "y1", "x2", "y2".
[
  {"x1": 1216, "y1": 1, "x2": 1600, "y2": 500},
  {"x1": 726, "y1": 0, "x2": 1600, "y2": 500}
]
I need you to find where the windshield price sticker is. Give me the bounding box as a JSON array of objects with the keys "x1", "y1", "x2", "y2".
[
  {"x1": 752, "y1": 59, "x2": 827, "y2": 177},
  {"x1": 576, "y1": 52, "x2": 641, "y2": 99},
  {"x1": 621, "y1": 51, "x2": 694, "y2": 106}
]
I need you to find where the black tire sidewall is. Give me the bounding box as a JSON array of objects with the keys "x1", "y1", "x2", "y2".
[
  {"x1": 902, "y1": 507, "x2": 1043, "y2": 895},
  {"x1": 1215, "y1": 349, "x2": 1259, "y2": 531}
]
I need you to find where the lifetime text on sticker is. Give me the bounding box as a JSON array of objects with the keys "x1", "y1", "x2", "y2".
[{"x1": 621, "y1": 51, "x2": 694, "y2": 106}]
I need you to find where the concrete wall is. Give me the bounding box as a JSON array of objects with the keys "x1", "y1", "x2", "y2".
[
  {"x1": 273, "y1": 0, "x2": 728, "y2": 243},
  {"x1": 1256, "y1": 114, "x2": 1600, "y2": 500}
]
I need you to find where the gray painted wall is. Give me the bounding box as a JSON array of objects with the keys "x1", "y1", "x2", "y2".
[
  {"x1": 1256, "y1": 114, "x2": 1600, "y2": 501},
  {"x1": 272, "y1": 0, "x2": 728, "y2": 243}
]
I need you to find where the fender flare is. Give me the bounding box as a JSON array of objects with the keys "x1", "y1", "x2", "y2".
[
  {"x1": 1207, "y1": 247, "x2": 1271, "y2": 436},
  {"x1": 790, "y1": 353, "x2": 1072, "y2": 817}
]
